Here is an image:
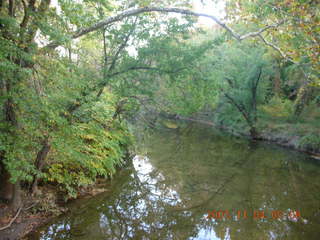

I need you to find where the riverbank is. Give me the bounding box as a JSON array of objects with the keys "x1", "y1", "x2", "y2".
[
  {"x1": 0, "y1": 207, "x2": 52, "y2": 240},
  {"x1": 259, "y1": 129, "x2": 320, "y2": 158},
  {"x1": 171, "y1": 115, "x2": 320, "y2": 158},
  {"x1": 0, "y1": 180, "x2": 110, "y2": 240}
]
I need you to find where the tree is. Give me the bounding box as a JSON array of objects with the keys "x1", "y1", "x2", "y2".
[
  {"x1": 155, "y1": 32, "x2": 273, "y2": 139},
  {"x1": 225, "y1": 0, "x2": 320, "y2": 116},
  {"x1": 213, "y1": 42, "x2": 273, "y2": 138}
]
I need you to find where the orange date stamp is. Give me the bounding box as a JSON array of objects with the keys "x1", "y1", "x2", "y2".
[{"x1": 206, "y1": 210, "x2": 300, "y2": 220}]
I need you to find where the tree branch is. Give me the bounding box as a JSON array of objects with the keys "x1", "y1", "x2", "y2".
[
  {"x1": 239, "y1": 21, "x2": 284, "y2": 40},
  {"x1": 225, "y1": 77, "x2": 234, "y2": 88},
  {"x1": 257, "y1": 33, "x2": 312, "y2": 83},
  {"x1": 222, "y1": 89, "x2": 252, "y2": 126},
  {"x1": 97, "y1": 18, "x2": 138, "y2": 97},
  {"x1": 253, "y1": 67, "x2": 262, "y2": 90},
  {"x1": 0, "y1": 206, "x2": 22, "y2": 231},
  {"x1": 107, "y1": 18, "x2": 138, "y2": 73},
  {"x1": 257, "y1": 34, "x2": 288, "y2": 61},
  {"x1": 42, "y1": 7, "x2": 282, "y2": 50}
]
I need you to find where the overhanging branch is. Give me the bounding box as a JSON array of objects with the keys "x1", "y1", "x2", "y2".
[
  {"x1": 240, "y1": 21, "x2": 284, "y2": 40},
  {"x1": 257, "y1": 33, "x2": 311, "y2": 80},
  {"x1": 43, "y1": 6, "x2": 283, "y2": 50},
  {"x1": 257, "y1": 34, "x2": 288, "y2": 60}
]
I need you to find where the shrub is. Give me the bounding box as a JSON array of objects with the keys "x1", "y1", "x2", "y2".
[
  {"x1": 298, "y1": 133, "x2": 320, "y2": 152},
  {"x1": 261, "y1": 97, "x2": 295, "y2": 121}
]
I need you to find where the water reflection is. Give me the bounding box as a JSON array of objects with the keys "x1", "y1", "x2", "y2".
[
  {"x1": 27, "y1": 124, "x2": 320, "y2": 240},
  {"x1": 132, "y1": 155, "x2": 182, "y2": 206}
]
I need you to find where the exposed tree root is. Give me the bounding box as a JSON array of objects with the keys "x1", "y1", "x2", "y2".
[{"x1": 0, "y1": 206, "x2": 22, "y2": 231}]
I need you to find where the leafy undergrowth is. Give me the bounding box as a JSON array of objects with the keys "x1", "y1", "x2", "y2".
[
  {"x1": 258, "y1": 100, "x2": 320, "y2": 153},
  {"x1": 45, "y1": 120, "x2": 133, "y2": 200},
  {"x1": 214, "y1": 97, "x2": 320, "y2": 153}
]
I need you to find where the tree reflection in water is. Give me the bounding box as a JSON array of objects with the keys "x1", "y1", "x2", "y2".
[{"x1": 29, "y1": 124, "x2": 320, "y2": 240}]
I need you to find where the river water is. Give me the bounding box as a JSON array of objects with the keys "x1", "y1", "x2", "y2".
[{"x1": 27, "y1": 123, "x2": 320, "y2": 239}]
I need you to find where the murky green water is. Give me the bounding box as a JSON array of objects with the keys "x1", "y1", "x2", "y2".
[{"x1": 27, "y1": 124, "x2": 320, "y2": 240}]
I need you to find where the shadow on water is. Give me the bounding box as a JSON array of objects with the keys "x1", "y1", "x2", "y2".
[{"x1": 27, "y1": 123, "x2": 320, "y2": 240}]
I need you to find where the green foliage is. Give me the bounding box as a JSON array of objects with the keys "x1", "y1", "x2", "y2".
[
  {"x1": 34, "y1": 53, "x2": 133, "y2": 197},
  {"x1": 299, "y1": 133, "x2": 320, "y2": 152},
  {"x1": 226, "y1": 0, "x2": 320, "y2": 85},
  {"x1": 261, "y1": 97, "x2": 295, "y2": 121},
  {"x1": 145, "y1": 32, "x2": 220, "y2": 116},
  {"x1": 47, "y1": 119, "x2": 132, "y2": 198},
  {"x1": 211, "y1": 41, "x2": 273, "y2": 117},
  {"x1": 159, "y1": 33, "x2": 275, "y2": 133}
]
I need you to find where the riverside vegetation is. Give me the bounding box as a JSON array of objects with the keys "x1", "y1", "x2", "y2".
[{"x1": 0, "y1": 0, "x2": 319, "y2": 237}]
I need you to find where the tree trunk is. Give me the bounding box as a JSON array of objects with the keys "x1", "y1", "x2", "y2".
[
  {"x1": 0, "y1": 0, "x2": 51, "y2": 210},
  {"x1": 0, "y1": 161, "x2": 14, "y2": 203},
  {"x1": 294, "y1": 85, "x2": 312, "y2": 117},
  {"x1": 31, "y1": 137, "x2": 51, "y2": 194},
  {"x1": 11, "y1": 183, "x2": 21, "y2": 211},
  {"x1": 273, "y1": 61, "x2": 282, "y2": 96},
  {"x1": 250, "y1": 126, "x2": 259, "y2": 140},
  {"x1": 1, "y1": 95, "x2": 22, "y2": 210},
  {"x1": 0, "y1": 156, "x2": 22, "y2": 211}
]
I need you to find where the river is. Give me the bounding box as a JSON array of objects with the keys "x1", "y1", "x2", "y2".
[{"x1": 26, "y1": 123, "x2": 320, "y2": 239}]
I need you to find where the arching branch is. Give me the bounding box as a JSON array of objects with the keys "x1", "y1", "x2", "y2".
[
  {"x1": 43, "y1": 6, "x2": 283, "y2": 50},
  {"x1": 257, "y1": 34, "x2": 288, "y2": 61},
  {"x1": 240, "y1": 20, "x2": 284, "y2": 40}
]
